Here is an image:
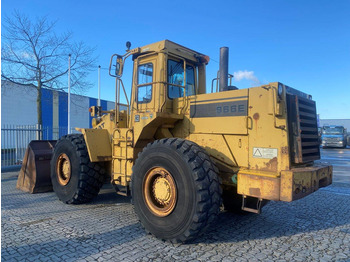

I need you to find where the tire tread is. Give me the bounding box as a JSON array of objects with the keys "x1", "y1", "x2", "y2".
[
  {"x1": 132, "y1": 137, "x2": 222, "y2": 243},
  {"x1": 52, "y1": 134, "x2": 105, "y2": 204}
]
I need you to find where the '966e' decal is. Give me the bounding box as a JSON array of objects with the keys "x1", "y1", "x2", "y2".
[
  {"x1": 190, "y1": 100, "x2": 248, "y2": 118},
  {"x1": 216, "y1": 104, "x2": 245, "y2": 114}
]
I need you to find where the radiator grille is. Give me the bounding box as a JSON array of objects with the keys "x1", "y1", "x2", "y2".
[{"x1": 286, "y1": 94, "x2": 320, "y2": 163}]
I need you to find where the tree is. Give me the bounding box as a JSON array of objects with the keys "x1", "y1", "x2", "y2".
[{"x1": 1, "y1": 11, "x2": 96, "y2": 126}]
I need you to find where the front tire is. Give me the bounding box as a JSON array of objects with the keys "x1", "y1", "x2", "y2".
[
  {"x1": 132, "y1": 138, "x2": 222, "y2": 243},
  {"x1": 51, "y1": 134, "x2": 105, "y2": 204}
]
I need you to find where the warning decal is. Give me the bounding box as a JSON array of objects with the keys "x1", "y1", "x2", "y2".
[{"x1": 253, "y1": 147, "x2": 278, "y2": 159}]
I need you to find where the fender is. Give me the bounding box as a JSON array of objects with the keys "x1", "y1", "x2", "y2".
[{"x1": 81, "y1": 128, "x2": 112, "y2": 162}]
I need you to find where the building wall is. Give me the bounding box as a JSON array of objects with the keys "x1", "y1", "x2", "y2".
[
  {"x1": 319, "y1": 119, "x2": 350, "y2": 131},
  {"x1": 71, "y1": 94, "x2": 90, "y2": 130},
  {"x1": 1, "y1": 81, "x2": 114, "y2": 131},
  {"x1": 1, "y1": 82, "x2": 38, "y2": 126}
]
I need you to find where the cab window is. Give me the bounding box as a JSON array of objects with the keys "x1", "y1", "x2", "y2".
[
  {"x1": 167, "y1": 59, "x2": 195, "y2": 99},
  {"x1": 137, "y1": 63, "x2": 153, "y2": 103}
]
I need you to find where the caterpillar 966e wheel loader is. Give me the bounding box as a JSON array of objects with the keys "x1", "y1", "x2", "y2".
[{"x1": 49, "y1": 40, "x2": 332, "y2": 243}]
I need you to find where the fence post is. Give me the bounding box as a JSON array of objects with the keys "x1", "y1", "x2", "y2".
[
  {"x1": 36, "y1": 124, "x2": 42, "y2": 140},
  {"x1": 15, "y1": 125, "x2": 18, "y2": 165}
]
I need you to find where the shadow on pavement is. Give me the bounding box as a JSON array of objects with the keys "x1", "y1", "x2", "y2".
[
  {"x1": 2, "y1": 171, "x2": 349, "y2": 247},
  {"x1": 193, "y1": 184, "x2": 350, "y2": 244}
]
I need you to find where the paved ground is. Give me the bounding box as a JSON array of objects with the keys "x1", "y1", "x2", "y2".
[{"x1": 2, "y1": 148, "x2": 350, "y2": 262}]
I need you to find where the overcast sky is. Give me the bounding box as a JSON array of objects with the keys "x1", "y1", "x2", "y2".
[{"x1": 2, "y1": 0, "x2": 350, "y2": 118}]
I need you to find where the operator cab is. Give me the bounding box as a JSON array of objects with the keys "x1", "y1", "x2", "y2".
[
  {"x1": 130, "y1": 40, "x2": 209, "y2": 115},
  {"x1": 109, "y1": 40, "x2": 209, "y2": 122}
]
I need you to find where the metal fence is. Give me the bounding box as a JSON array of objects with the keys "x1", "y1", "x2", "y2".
[{"x1": 1, "y1": 125, "x2": 76, "y2": 167}]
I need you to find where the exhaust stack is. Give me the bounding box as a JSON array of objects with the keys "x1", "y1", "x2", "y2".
[{"x1": 219, "y1": 47, "x2": 229, "y2": 92}]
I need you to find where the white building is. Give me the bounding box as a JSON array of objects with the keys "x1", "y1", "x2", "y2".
[
  {"x1": 1, "y1": 81, "x2": 115, "y2": 140},
  {"x1": 319, "y1": 119, "x2": 350, "y2": 131}
]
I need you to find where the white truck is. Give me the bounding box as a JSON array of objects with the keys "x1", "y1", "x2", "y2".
[{"x1": 321, "y1": 125, "x2": 348, "y2": 148}]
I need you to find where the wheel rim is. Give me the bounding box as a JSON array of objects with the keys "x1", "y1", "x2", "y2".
[
  {"x1": 143, "y1": 167, "x2": 177, "y2": 217},
  {"x1": 56, "y1": 153, "x2": 71, "y2": 186}
]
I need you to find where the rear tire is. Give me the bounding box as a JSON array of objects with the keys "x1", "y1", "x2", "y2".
[
  {"x1": 51, "y1": 134, "x2": 106, "y2": 204},
  {"x1": 132, "y1": 138, "x2": 222, "y2": 243}
]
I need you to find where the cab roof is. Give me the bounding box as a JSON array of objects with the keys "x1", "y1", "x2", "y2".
[{"x1": 131, "y1": 40, "x2": 209, "y2": 64}]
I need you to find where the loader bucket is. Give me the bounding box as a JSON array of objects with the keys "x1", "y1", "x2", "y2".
[{"x1": 16, "y1": 140, "x2": 57, "y2": 193}]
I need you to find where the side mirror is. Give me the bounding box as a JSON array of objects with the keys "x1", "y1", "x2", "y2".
[{"x1": 109, "y1": 54, "x2": 124, "y2": 77}]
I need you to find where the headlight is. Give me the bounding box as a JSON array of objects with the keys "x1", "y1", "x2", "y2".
[{"x1": 278, "y1": 83, "x2": 283, "y2": 98}]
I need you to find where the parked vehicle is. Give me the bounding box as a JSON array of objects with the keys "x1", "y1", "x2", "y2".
[
  {"x1": 321, "y1": 125, "x2": 348, "y2": 148},
  {"x1": 18, "y1": 40, "x2": 333, "y2": 243}
]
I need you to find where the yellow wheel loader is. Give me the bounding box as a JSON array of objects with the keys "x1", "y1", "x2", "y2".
[{"x1": 20, "y1": 40, "x2": 333, "y2": 243}]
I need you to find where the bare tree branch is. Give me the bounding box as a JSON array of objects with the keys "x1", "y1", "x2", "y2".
[
  {"x1": 1, "y1": 75, "x2": 37, "y2": 88},
  {"x1": 1, "y1": 10, "x2": 97, "y2": 125}
]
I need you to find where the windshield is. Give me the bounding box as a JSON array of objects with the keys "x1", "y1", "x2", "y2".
[
  {"x1": 167, "y1": 59, "x2": 195, "y2": 98},
  {"x1": 322, "y1": 127, "x2": 344, "y2": 135}
]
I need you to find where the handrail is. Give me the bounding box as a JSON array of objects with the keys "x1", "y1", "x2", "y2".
[
  {"x1": 119, "y1": 79, "x2": 130, "y2": 127},
  {"x1": 271, "y1": 86, "x2": 286, "y2": 130},
  {"x1": 211, "y1": 73, "x2": 234, "y2": 93},
  {"x1": 181, "y1": 59, "x2": 187, "y2": 114}
]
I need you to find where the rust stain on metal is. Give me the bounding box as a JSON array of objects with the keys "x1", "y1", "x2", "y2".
[
  {"x1": 267, "y1": 157, "x2": 278, "y2": 171},
  {"x1": 238, "y1": 173, "x2": 280, "y2": 201},
  {"x1": 258, "y1": 157, "x2": 278, "y2": 172},
  {"x1": 280, "y1": 165, "x2": 332, "y2": 202},
  {"x1": 253, "y1": 113, "x2": 260, "y2": 131},
  {"x1": 249, "y1": 187, "x2": 261, "y2": 196},
  {"x1": 281, "y1": 146, "x2": 288, "y2": 154}
]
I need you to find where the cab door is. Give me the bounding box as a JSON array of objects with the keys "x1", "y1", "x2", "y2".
[{"x1": 134, "y1": 55, "x2": 158, "y2": 113}]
